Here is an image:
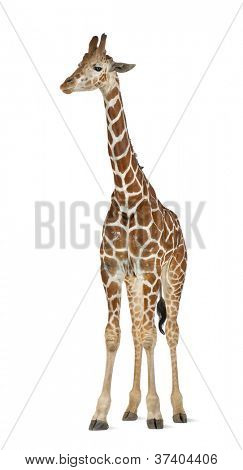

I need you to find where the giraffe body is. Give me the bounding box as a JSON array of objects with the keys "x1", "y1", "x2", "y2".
[{"x1": 61, "y1": 34, "x2": 187, "y2": 430}]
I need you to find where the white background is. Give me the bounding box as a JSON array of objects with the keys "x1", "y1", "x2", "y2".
[{"x1": 0, "y1": 0, "x2": 243, "y2": 468}]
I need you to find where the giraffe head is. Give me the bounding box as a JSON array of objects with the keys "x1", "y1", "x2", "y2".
[{"x1": 60, "y1": 34, "x2": 135, "y2": 94}]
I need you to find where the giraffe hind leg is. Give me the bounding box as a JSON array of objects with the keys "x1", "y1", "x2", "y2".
[{"x1": 162, "y1": 247, "x2": 187, "y2": 423}]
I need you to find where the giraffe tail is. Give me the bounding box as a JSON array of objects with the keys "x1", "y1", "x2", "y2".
[{"x1": 157, "y1": 296, "x2": 167, "y2": 335}]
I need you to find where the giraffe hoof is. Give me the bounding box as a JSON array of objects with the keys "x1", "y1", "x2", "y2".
[
  {"x1": 89, "y1": 419, "x2": 109, "y2": 431},
  {"x1": 147, "y1": 418, "x2": 164, "y2": 429},
  {"x1": 173, "y1": 413, "x2": 187, "y2": 423},
  {"x1": 122, "y1": 411, "x2": 138, "y2": 421}
]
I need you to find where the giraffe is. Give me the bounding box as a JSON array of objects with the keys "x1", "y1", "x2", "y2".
[{"x1": 60, "y1": 34, "x2": 187, "y2": 430}]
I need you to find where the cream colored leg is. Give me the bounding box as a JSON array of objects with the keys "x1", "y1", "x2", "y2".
[
  {"x1": 144, "y1": 326, "x2": 163, "y2": 429},
  {"x1": 162, "y1": 254, "x2": 187, "y2": 423},
  {"x1": 89, "y1": 279, "x2": 121, "y2": 431},
  {"x1": 123, "y1": 277, "x2": 143, "y2": 420},
  {"x1": 123, "y1": 342, "x2": 142, "y2": 420}
]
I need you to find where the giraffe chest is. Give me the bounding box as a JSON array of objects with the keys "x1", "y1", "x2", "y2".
[{"x1": 101, "y1": 210, "x2": 165, "y2": 278}]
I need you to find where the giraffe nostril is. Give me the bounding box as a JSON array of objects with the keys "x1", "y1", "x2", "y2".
[{"x1": 66, "y1": 77, "x2": 73, "y2": 83}]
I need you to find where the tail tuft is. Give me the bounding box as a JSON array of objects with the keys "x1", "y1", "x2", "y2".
[{"x1": 157, "y1": 296, "x2": 167, "y2": 335}]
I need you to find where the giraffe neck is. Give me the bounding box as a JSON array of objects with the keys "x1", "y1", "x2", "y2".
[{"x1": 101, "y1": 77, "x2": 144, "y2": 211}]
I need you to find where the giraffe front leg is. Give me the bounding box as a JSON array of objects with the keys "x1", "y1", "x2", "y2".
[
  {"x1": 122, "y1": 277, "x2": 143, "y2": 421},
  {"x1": 141, "y1": 274, "x2": 163, "y2": 429},
  {"x1": 122, "y1": 340, "x2": 142, "y2": 421},
  {"x1": 89, "y1": 343, "x2": 119, "y2": 430},
  {"x1": 143, "y1": 325, "x2": 163, "y2": 429},
  {"x1": 89, "y1": 270, "x2": 122, "y2": 431}
]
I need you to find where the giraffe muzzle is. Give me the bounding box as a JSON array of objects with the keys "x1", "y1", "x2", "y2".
[{"x1": 60, "y1": 77, "x2": 74, "y2": 94}]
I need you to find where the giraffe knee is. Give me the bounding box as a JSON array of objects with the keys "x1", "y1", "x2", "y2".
[
  {"x1": 105, "y1": 324, "x2": 120, "y2": 352},
  {"x1": 141, "y1": 326, "x2": 157, "y2": 351},
  {"x1": 165, "y1": 319, "x2": 179, "y2": 347}
]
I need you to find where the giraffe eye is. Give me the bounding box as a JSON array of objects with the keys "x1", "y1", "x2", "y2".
[{"x1": 93, "y1": 65, "x2": 102, "y2": 72}]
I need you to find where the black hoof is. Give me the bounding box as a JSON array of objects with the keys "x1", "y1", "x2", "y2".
[
  {"x1": 173, "y1": 413, "x2": 187, "y2": 423},
  {"x1": 89, "y1": 419, "x2": 109, "y2": 431},
  {"x1": 147, "y1": 418, "x2": 164, "y2": 429},
  {"x1": 122, "y1": 411, "x2": 138, "y2": 421}
]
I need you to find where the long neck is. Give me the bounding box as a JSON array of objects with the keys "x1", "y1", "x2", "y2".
[{"x1": 101, "y1": 77, "x2": 144, "y2": 209}]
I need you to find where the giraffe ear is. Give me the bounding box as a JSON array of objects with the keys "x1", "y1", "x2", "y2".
[{"x1": 110, "y1": 62, "x2": 136, "y2": 73}]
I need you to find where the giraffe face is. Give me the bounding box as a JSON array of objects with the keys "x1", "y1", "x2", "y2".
[
  {"x1": 60, "y1": 34, "x2": 135, "y2": 94},
  {"x1": 60, "y1": 54, "x2": 111, "y2": 94}
]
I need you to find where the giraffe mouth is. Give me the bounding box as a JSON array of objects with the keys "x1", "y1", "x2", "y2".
[{"x1": 60, "y1": 82, "x2": 74, "y2": 94}]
